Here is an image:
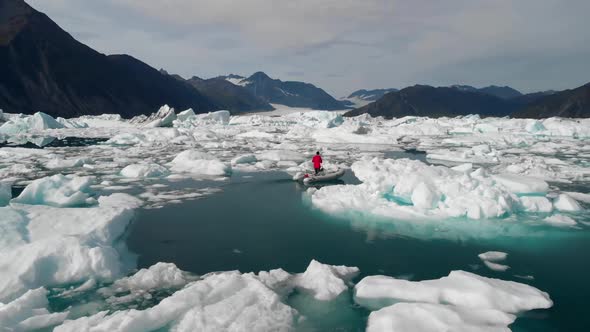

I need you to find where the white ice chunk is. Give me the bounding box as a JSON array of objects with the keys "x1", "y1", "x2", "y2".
[
  {"x1": 170, "y1": 150, "x2": 232, "y2": 176},
  {"x1": 482, "y1": 261, "x2": 510, "y2": 272},
  {"x1": 544, "y1": 214, "x2": 577, "y2": 227},
  {"x1": 0, "y1": 112, "x2": 64, "y2": 135},
  {"x1": 46, "y1": 157, "x2": 90, "y2": 169},
  {"x1": 367, "y1": 303, "x2": 515, "y2": 332},
  {"x1": 55, "y1": 271, "x2": 296, "y2": 332},
  {"x1": 97, "y1": 193, "x2": 144, "y2": 209},
  {"x1": 142, "y1": 105, "x2": 177, "y2": 128},
  {"x1": 451, "y1": 163, "x2": 473, "y2": 173},
  {"x1": 176, "y1": 108, "x2": 196, "y2": 122},
  {"x1": 109, "y1": 262, "x2": 193, "y2": 292},
  {"x1": 256, "y1": 150, "x2": 305, "y2": 162},
  {"x1": 293, "y1": 260, "x2": 359, "y2": 301},
  {"x1": 492, "y1": 174, "x2": 549, "y2": 194},
  {"x1": 98, "y1": 263, "x2": 197, "y2": 305},
  {"x1": 121, "y1": 163, "x2": 170, "y2": 178},
  {"x1": 311, "y1": 158, "x2": 530, "y2": 221},
  {"x1": 563, "y1": 192, "x2": 590, "y2": 204},
  {"x1": 231, "y1": 154, "x2": 258, "y2": 165},
  {"x1": 354, "y1": 270, "x2": 552, "y2": 313},
  {"x1": 11, "y1": 174, "x2": 96, "y2": 207},
  {"x1": 526, "y1": 120, "x2": 546, "y2": 133},
  {"x1": 257, "y1": 268, "x2": 293, "y2": 297},
  {"x1": 519, "y1": 196, "x2": 553, "y2": 213},
  {"x1": 553, "y1": 194, "x2": 582, "y2": 212},
  {"x1": 0, "y1": 198, "x2": 135, "y2": 302},
  {"x1": 237, "y1": 130, "x2": 275, "y2": 139},
  {"x1": 478, "y1": 251, "x2": 508, "y2": 262},
  {"x1": 0, "y1": 288, "x2": 68, "y2": 330},
  {"x1": 411, "y1": 182, "x2": 440, "y2": 209}
]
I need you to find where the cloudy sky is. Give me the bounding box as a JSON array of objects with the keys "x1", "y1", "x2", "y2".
[{"x1": 29, "y1": 0, "x2": 590, "y2": 97}]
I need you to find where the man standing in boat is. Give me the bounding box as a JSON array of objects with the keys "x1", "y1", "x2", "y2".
[{"x1": 312, "y1": 151, "x2": 323, "y2": 175}]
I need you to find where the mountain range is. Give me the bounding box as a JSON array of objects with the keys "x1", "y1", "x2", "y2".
[
  {"x1": 341, "y1": 89, "x2": 399, "y2": 108},
  {"x1": 0, "y1": 0, "x2": 347, "y2": 117},
  {"x1": 0, "y1": 0, "x2": 215, "y2": 118},
  {"x1": 345, "y1": 83, "x2": 589, "y2": 119},
  {"x1": 218, "y1": 72, "x2": 346, "y2": 110}
]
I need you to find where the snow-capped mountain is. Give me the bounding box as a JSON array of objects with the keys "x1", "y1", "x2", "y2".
[
  {"x1": 341, "y1": 88, "x2": 399, "y2": 108},
  {"x1": 221, "y1": 72, "x2": 347, "y2": 110}
]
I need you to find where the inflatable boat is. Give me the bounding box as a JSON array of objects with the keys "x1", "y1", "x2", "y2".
[{"x1": 293, "y1": 169, "x2": 345, "y2": 184}]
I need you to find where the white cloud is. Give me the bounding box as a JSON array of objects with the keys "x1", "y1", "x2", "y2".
[{"x1": 112, "y1": 0, "x2": 394, "y2": 50}]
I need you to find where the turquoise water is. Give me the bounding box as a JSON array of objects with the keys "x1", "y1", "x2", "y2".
[{"x1": 127, "y1": 170, "x2": 590, "y2": 331}]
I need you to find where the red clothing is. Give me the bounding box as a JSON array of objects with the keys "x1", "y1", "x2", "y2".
[{"x1": 312, "y1": 155, "x2": 323, "y2": 168}]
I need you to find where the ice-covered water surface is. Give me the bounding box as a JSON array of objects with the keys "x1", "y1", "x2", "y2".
[{"x1": 0, "y1": 109, "x2": 589, "y2": 330}]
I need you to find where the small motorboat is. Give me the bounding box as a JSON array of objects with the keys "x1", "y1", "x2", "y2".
[{"x1": 293, "y1": 168, "x2": 345, "y2": 184}]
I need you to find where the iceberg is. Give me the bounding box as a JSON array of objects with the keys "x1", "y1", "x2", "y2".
[
  {"x1": 176, "y1": 108, "x2": 196, "y2": 122},
  {"x1": 354, "y1": 270, "x2": 552, "y2": 313},
  {"x1": 55, "y1": 271, "x2": 296, "y2": 332},
  {"x1": 553, "y1": 194, "x2": 582, "y2": 211},
  {"x1": 120, "y1": 163, "x2": 170, "y2": 178},
  {"x1": 11, "y1": 174, "x2": 96, "y2": 208},
  {"x1": 544, "y1": 214, "x2": 578, "y2": 228},
  {"x1": 0, "y1": 194, "x2": 136, "y2": 302},
  {"x1": 0, "y1": 112, "x2": 64, "y2": 135},
  {"x1": 46, "y1": 157, "x2": 90, "y2": 169},
  {"x1": 478, "y1": 251, "x2": 510, "y2": 272},
  {"x1": 136, "y1": 105, "x2": 178, "y2": 128},
  {"x1": 309, "y1": 158, "x2": 556, "y2": 221},
  {"x1": 0, "y1": 288, "x2": 69, "y2": 331},
  {"x1": 367, "y1": 302, "x2": 515, "y2": 332},
  {"x1": 292, "y1": 260, "x2": 359, "y2": 301},
  {"x1": 170, "y1": 150, "x2": 232, "y2": 176}
]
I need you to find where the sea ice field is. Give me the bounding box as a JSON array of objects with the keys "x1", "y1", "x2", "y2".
[{"x1": 0, "y1": 106, "x2": 589, "y2": 331}]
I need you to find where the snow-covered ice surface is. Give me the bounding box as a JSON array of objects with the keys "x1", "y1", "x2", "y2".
[{"x1": 0, "y1": 108, "x2": 588, "y2": 330}]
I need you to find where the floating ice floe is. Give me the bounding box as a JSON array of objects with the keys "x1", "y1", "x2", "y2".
[
  {"x1": 354, "y1": 270, "x2": 552, "y2": 313},
  {"x1": 231, "y1": 154, "x2": 258, "y2": 165},
  {"x1": 553, "y1": 194, "x2": 582, "y2": 212},
  {"x1": 367, "y1": 302, "x2": 515, "y2": 332},
  {"x1": 46, "y1": 157, "x2": 91, "y2": 170},
  {"x1": 170, "y1": 150, "x2": 232, "y2": 176},
  {"x1": 292, "y1": 260, "x2": 359, "y2": 301},
  {"x1": 355, "y1": 270, "x2": 551, "y2": 331},
  {"x1": 0, "y1": 112, "x2": 64, "y2": 135},
  {"x1": 137, "y1": 105, "x2": 177, "y2": 128},
  {"x1": 0, "y1": 193, "x2": 136, "y2": 303},
  {"x1": 55, "y1": 270, "x2": 297, "y2": 332},
  {"x1": 11, "y1": 174, "x2": 96, "y2": 207},
  {"x1": 120, "y1": 163, "x2": 170, "y2": 178},
  {"x1": 175, "y1": 110, "x2": 230, "y2": 127},
  {"x1": 544, "y1": 214, "x2": 578, "y2": 228},
  {"x1": 0, "y1": 288, "x2": 69, "y2": 331},
  {"x1": 310, "y1": 158, "x2": 558, "y2": 221},
  {"x1": 478, "y1": 251, "x2": 510, "y2": 272}
]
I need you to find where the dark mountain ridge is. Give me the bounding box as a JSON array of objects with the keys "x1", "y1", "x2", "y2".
[
  {"x1": 231, "y1": 72, "x2": 346, "y2": 110},
  {"x1": 0, "y1": 0, "x2": 216, "y2": 118},
  {"x1": 345, "y1": 83, "x2": 590, "y2": 119},
  {"x1": 345, "y1": 85, "x2": 518, "y2": 119},
  {"x1": 513, "y1": 83, "x2": 590, "y2": 118}
]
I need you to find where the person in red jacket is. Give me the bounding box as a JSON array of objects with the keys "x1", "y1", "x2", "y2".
[{"x1": 312, "y1": 151, "x2": 323, "y2": 175}]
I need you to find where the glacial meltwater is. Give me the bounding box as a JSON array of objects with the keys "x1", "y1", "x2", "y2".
[{"x1": 126, "y1": 170, "x2": 590, "y2": 332}]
